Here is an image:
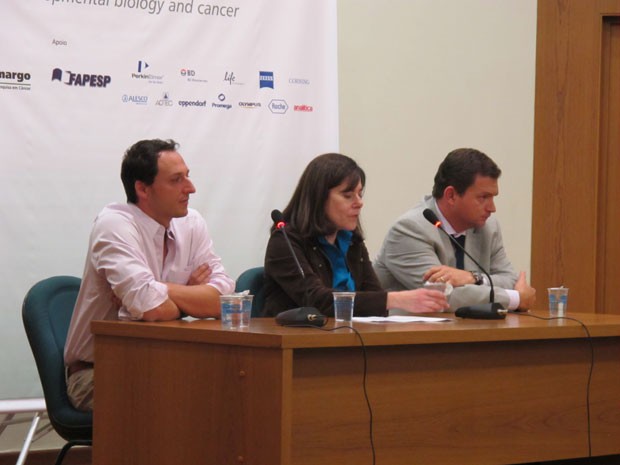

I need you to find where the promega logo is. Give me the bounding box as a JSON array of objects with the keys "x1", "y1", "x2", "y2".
[
  {"x1": 259, "y1": 71, "x2": 274, "y2": 89},
  {"x1": 269, "y1": 99, "x2": 288, "y2": 114},
  {"x1": 212, "y1": 93, "x2": 232, "y2": 110},
  {"x1": 51, "y1": 68, "x2": 111, "y2": 87}
]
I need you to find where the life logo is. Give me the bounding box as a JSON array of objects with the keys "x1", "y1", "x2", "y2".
[{"x1": 51, "y1": 68, "x2": 111, "y2": 87}]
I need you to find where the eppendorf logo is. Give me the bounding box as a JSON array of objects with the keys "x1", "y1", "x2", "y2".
[
  {"x1": 51, "y1": 68, "x2": 111, "y2": 87},
  {"x1": 269, "y1": 99, "x2": 288, "y2": 114}
]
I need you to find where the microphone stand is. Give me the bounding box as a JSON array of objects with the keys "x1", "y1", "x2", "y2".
[
  {"x1": 423, "y1": 208, "x2": 506, "y2": 320},
  {"x1": 271, "y1": 210, "x2": 326, "y2": 327}
]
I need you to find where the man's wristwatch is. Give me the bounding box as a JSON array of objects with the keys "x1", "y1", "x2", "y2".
[{"x1": 470, "y1": 270, "x2": 484, "y2": 285}]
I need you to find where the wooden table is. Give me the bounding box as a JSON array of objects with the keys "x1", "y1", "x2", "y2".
[{"x1": 91, "y1": 312, "x2": 620, "y2": 465}]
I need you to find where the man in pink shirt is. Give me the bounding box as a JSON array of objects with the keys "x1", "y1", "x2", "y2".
[{"x1": 64, "y1": 139, "x2": 234, "y2": 411}]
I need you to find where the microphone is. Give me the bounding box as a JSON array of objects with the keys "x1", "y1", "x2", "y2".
[
  {"x1": 270, "y1": 210, "x2": 327, "y2": 327},
  {"x1": 422, "y1": 208, "x2": 506, "y2": 320}
]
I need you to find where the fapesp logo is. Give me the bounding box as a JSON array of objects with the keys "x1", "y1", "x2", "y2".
[{"x1": 51, "y1": 68, "x2": 111, "y2": 87}]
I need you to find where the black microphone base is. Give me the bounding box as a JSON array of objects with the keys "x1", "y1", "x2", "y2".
[
  {"x1": 275, "y1": 307, "x2": 327, "y2": 327},
  {"x1": 455, "y1": 303, "x2": 507, "y2": 320}
]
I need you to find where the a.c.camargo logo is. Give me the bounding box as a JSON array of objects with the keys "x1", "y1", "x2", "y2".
[
  {"x1": 51, "y1": 68, "x2": 111, "y2": 87},
  {"x1": 0, "y1": 71, "x2": 32, "y2": 91},
  {"x1": 269, "y1": 99, "x2": 288, "y2": 114}
]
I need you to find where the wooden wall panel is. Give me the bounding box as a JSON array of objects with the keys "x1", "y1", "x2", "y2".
[{"x1": 532, "y1": 0, "x2": 620, "y2": 313}]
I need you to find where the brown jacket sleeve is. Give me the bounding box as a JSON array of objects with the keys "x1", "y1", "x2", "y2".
[{"x1": 263, "y1": 227, "x2": 387, "y2": 317}]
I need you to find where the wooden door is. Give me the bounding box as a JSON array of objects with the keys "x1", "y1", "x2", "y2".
[{"x1": 532, "y1": 0, "x2": 620, "y2": 314}]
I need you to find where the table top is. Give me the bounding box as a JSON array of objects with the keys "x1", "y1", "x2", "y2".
[{"x1": 91, "y1": 311, "x2": 620, "y2": 349}]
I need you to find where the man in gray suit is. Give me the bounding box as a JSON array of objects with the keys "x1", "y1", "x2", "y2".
[{"x1": 374, "y1": 148, "x2": 536, "y2": 311}]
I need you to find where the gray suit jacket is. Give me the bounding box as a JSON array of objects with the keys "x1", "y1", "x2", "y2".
[{"x1": 374, "y1": 196, "x2": 518, "y2": 310}]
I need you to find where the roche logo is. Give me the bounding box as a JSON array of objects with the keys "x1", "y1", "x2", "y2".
[
  {"x1": 269, "y1": 99, "x2": 288, "y2": 114},
  {"x1": 51, "y1": 68, "x2": 111, "y2": 87},
  {"x1": 259, "y1": 71, "x2": 274, "y2": 89}
]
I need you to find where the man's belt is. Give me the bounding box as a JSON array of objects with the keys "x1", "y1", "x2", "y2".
[{"x1": 67, "y1": 360, "x2": 94, "y2": 376}]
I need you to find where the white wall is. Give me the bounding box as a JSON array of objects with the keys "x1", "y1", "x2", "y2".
[
  {"x1": 0, "y1": 0, "x2": 538, "y2": 454},
  {"x1": 338, "y1": 0, "x2": 537, "y2": 277}
]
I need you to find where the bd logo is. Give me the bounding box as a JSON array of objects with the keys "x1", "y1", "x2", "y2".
[{"x1": 269, "y1": 99, "x2": 288, "y2": 114}]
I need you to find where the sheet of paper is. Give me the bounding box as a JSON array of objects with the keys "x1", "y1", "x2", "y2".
[{"x1": 352, "y1": 315, "x2": 450, "y2": 323}]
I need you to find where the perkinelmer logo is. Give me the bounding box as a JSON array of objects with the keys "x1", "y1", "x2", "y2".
[{"x1": 259, "y1": 71, "x2": 274, "y2": 89}]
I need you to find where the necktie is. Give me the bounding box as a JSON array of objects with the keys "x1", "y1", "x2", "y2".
[{"x1": 452, "y1": 235, "x2": 466, "y2": 270}]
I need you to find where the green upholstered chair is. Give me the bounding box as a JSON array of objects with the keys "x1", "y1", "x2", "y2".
[
  {"x1": 22, "y1": 276, "x2": 92, "y2": 465},
  {"x1": 234, "y1": 266, "x2": 266, "y2": 317}
]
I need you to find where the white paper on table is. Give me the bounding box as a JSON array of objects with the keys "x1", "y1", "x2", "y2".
[{"x1": 352, "y1": 315, "x2": 451, "y2": 323}]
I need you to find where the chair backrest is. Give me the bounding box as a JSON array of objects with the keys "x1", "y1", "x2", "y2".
[
  {"x1": 234, "y1": 267, "x2": 266, "y2": 317},
  {"x1": 22, "y1": 276, "x2": 92, "y2": 441}
]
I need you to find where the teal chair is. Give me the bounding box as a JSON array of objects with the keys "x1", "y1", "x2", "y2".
[
  {"x1": 22, "y1": 276, "x2": 92, "y2": 465},
  {"x1": 235, "y1": 267, "x2": 266, "y2": 317}
]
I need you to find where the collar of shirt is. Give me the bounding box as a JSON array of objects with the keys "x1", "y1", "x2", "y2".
[{"x1": 433, "y1": 199, "x2": 465, "y2": 238}]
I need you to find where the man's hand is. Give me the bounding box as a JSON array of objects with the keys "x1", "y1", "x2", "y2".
[
  {"x1": 187, "y1": 263, "x2": 212, "y2": 286},
  {"x1": 424, "y1": 265, "x2": 475, "y2": 287},
  {"x1": 514, "y1": 271, "x2": 536, "y2": 310}
]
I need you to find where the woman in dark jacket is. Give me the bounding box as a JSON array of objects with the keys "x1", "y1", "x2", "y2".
[{"x1": 263, "y1": 153, "x2": 448, "y2": 317}]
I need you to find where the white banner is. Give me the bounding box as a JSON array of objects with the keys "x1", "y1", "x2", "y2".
[{"x1": 0, "y1": 0, "x2": 338, "y2": 398}]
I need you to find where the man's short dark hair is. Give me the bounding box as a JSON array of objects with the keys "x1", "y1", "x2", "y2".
[
  {"x1": 121, "y1": 139, "x2": 178, "y2": 203},
  {"x1": 432, "y1": 148, "x2": 501, "y2": 198}
]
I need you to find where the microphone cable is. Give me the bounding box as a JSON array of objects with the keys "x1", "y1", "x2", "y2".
[
  {"x1": 514, "y1": 312, "x2": 594, "y2": 458},
  {"x1": 289, "y1": 323, "x2": 376, "y2": 465}
]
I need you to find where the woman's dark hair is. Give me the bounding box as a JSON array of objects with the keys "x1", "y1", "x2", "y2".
[
  {"x1": 432, "y1": 148, "x2": 501, "y2": 198},
  {"x1": 280, "y1": 153, "x2": 366, "y2": 238},
  {"x1": 121, "y1": 139, "x2": 178, "y2": 203}
]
